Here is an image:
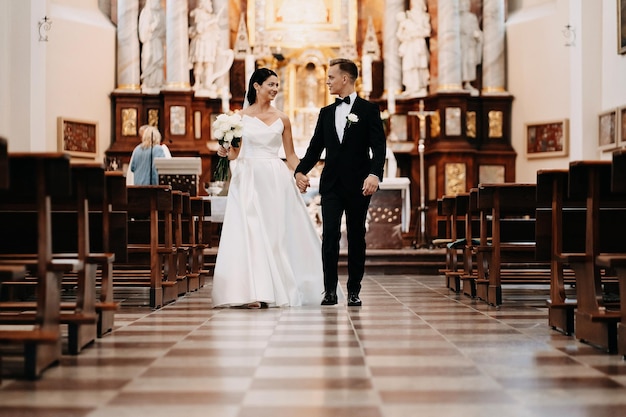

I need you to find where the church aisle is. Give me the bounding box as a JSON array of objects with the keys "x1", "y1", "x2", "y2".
[{"x1": 1, "y1": 275, "x2": 626, "y2": 417}]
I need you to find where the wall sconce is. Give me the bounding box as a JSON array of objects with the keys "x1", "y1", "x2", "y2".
[
  {"x1": 38, "y1": 16, "x2": 52, "y2": 42},
  {"x1": 562, "y1": 24, "x2": 575, "y2": 47}
]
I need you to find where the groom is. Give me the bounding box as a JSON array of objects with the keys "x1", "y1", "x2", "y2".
[{"x1": 295, "y1": 58, "x2": 386, "y2": 307}]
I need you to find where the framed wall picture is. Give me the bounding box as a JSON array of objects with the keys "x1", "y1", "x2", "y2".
[
  {"x1": 598, "y1": 109, "x2": 618, "y2": 151},
  {"x1": 619, "y1": 106, "x2": 626, "y2": 146},
  {"x1": 617, "y1": 0, "x2": 626, "y2": 54},
  {"x1": 525, "y1": 119, "x2": 569, "y2": 159},
  {"x1": 57, "y1": 117, "x2": 98, "y2": 159}
]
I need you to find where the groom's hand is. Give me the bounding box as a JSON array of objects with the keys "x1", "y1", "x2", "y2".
[
  {"x1": 295, "y1": 172, "x2": 310, "y2": 193},
  {"x1": 362, "y1": 174, "x2": 379, "y2": 196}
]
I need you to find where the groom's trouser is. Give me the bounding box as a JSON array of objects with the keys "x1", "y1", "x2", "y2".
[{"x1": 321, "y1": 184, "x2": 371, "y2": 295}]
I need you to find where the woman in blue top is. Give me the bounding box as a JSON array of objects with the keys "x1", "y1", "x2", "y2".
[{"x1": 129, "y1": 125, "x2": 166, "y2": 185}]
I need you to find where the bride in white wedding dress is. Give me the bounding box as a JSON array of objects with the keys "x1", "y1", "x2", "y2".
[{"x1": 211, "y1": 68, "x2": 324, "y2": 308}]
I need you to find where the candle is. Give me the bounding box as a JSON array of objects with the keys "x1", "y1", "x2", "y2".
[
  {"x1": 245, "y1": 54, "x2": 255, "y2": 89},
  {"x1": 387, "y1": 89, "x2": 396, "y2": 114},
  {"x1": 194, "y1": 111, "x2": 201, "y2": 139},
  {"x1": 361, "y1": 54, "x2": 373, "y2": 93},
  {"x1": 221, "y1": 88, "x2": 230, "y2": 113}
]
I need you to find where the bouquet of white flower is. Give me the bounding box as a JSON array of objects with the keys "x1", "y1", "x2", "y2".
[{"x1": 212, "y1": 112, "x2": 243, "y2": 181}]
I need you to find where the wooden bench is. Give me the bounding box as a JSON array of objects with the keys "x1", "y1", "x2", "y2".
[
  {"x1": 475, "y1": 183, "x2": 550, "y2": 306},
  {"x1": 0, "y1": 152, "x2": 81, "y2": 379},
  {"x1": 557, "y1": 160, "x2": 626, "y2": 353},
  {"x1": 113, "y1": 185, "x2": 178, "y2": 308},
  {"x1": 536, "y1": 169, "x2": 580, "y2": 335},
  {"x1": 0, "y1": 162, "x2": 119, "y2": 354},
  {"x1": 189, "y1": 197, "x2": 211, "y2": 288},
  {"x1": 435, "y1": 195, "x2": 462, "y2": 291},
  {"x1": 591, "y1": 151, "x2": 626, "y2": 355},
  {"x1": 459, "y1": 188, "x2": 482, "y2": 298}
]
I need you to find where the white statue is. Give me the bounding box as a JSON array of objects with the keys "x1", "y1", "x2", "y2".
[
  {"x1": 189, "y1": 0, "x2": 224, "y2": 95},
  {"x1": 138, "y1": 0, "x2": 165, "y2": 93},
  {"x1": 396, "y1": 0, "x2": 431, "y2": 97},
  {"x1": 460, "y1": 0, "x2": 483, "y2": 95}
]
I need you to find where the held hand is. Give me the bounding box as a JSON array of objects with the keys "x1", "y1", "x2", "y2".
[
  {"x1": 362, "y1": 175, "x2": 379, "y2": 196},
  {"x1": 217, "y1": 145, "x2": 228, "y2": 158},
  {"x1": 295, "y1": 172, "x2": 310, "y2": 193}
]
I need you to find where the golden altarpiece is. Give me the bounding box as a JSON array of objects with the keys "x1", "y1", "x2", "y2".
[{"x1": 105, "y1": 0, "x2": 515, "y2": 243}]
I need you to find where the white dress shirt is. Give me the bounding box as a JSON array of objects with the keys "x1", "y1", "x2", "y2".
[{"x1": 334, "y1": 92, "x2": 357, "y2": 142}]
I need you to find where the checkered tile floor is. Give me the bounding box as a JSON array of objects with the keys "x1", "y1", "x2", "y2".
[{"x1": 2, "y1": 275, "x2": 626, "y2": 417}]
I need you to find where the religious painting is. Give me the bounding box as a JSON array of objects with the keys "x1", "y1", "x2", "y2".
[
  {"x1": 525, "y1": 119, "x2": 569, "y2": 159},
  {"x1": 57, "y1": 117, "x2": 98, "y2": 159},
  {"x1": 121, "y1": 108, "x2": 137, "y2": 136},
  {"x1": 619, "y1": 106, "x2": 626, "y2": 146},
  {"x1": 170, "y1": 105, "x2": 186, "y2": 136},
  {"x1": 248, "y1": 0, "x2": 355, "y2": 49},
  {"x1": 617, "y1": 0, "x2": 626, "y2": 54},
  {"x1": 598, "y1": 109, "x2": 617, "y2": 151}
]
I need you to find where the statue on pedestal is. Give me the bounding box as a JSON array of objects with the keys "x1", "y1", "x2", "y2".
[
  {"x1": 188, "y1": 0, "x2": 234, "y2": 97},
  {"x1": 460, "y1": 0, "x2": 483, "y2": 95},
  {"x1": 396, "y1": 0, "x2": 431, "y2": 98},
  {"x1": 138, "y1": 0, "x2": 165, "y2": 93}
]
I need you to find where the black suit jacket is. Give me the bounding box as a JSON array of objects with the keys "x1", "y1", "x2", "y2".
[{"x1": 296, "y1": 96, "x2": 386, "y2": 196}]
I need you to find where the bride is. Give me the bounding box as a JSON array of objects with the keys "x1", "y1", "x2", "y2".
[{"x1": 211, "y1": 68, "x2": 324, "y2": 308}]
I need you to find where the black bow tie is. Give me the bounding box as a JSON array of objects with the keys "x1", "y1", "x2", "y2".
[{"x1": 335, "y1": 96, "x2": 351, "y2": 105}]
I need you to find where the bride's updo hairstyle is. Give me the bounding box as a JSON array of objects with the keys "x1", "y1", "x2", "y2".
[{"x1": 246, "y1": 68, "x2": 278, "y2": 105}]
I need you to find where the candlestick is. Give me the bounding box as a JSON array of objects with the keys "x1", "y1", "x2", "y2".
[
  {"x1": 387, "y1": 89, "x2": 396, "y2": 114},
  {"x1": 221, "y1": 88, "x2": 230, "y2": 114},
  {"x1": 361, "y1": 54, "x2": 373, "y2": 93},
  {"x1": 245, "y1": 54, "x2": 255, "y2": 88}
]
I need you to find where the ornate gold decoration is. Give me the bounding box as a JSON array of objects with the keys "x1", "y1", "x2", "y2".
[
  {"x1": 121, "y1": 108, "x2": 137, "y2": 136},
  {"x1": 488, "y1": 110, "x2": 503, "y2": 138},
  {"x1": 445, "y1": 163, "x2": 466, "y2": 196},
  {"x1": 466, "y1": 111, "x2": 476, "y2": 138},
  {"x1": 148, "y1": 109, "x2": 159, "y2": 127},
  {"x1": 430, "y1": 110, "x2": 440, "y2": 138}
]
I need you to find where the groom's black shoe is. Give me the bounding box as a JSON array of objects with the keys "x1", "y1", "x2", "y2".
[
  {"x1": 321, "y1": 292, "x2": 338, "y2": 305},
  {"x1": 347, "y1": 293, "x2": 362, "y2": 307}
]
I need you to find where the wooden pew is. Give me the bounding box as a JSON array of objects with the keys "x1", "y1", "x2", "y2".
[
  {"x1": 434, "y1": 195, "x2": 461, "y2": 291},
  {"x1": 557, "y1": 160, "x2": 626, "y2": 353},
  {"x1": 171, "y1": 190, "x2": 190, "y2": 295},
  {"x1": 594, "y1": 150, "x2": 626, "y2": 356},
  {"x1": 475, "y1": 183, "x2": 549, "y2": 306},
  {"x1": 459, "y1": 188, "x2": 482, "y2": 298},
  {"x1": 113, "y1": 185, "x2": 177, "y2": 308},
  {"x1": 536, "y1": 169, "x2": 580, "y2": 335},
  {"x1": 0, "y1": 163, "x2": 118, "y2": 354},
  {"x1": 0, "y1": 153, "x2": 81, "y2": 379},
  {"x1": 191, "y1": 197, "x2": 211, "y2": 288}
]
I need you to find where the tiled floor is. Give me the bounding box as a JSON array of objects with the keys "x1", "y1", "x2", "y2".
[{"x1": 2, "y1": 275, "x2": 626, "y2": 417}]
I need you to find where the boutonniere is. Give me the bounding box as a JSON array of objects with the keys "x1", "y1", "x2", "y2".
[{"x1": 346, "y1": 113, "x2": 359, "y2": 128}]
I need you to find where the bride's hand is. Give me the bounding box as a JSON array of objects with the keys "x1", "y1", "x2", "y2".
[{"x1": 217, "y1": 145, "x2": 228, "y2": 157}]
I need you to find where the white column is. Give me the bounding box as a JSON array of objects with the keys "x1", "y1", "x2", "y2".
[
  {"x1": 165, "y1": 0, "x2": 189, "y2": 89},
  {"x1": 116, "y1": 0, "x2": 140, "y2": 91},
  {"x1": 482, "y1": 0, "x2": 506, "y2": 94},
  {"x1": 437, "y1": 0, "x2": 462, "y2": 91},
  {"x1": 383, "y1": 0, "x2": 404, "y2": 95}
]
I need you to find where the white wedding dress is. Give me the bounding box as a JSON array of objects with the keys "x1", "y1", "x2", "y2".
[{"x1": 211, "y1": 115, "x2": 324, "y2": 307}]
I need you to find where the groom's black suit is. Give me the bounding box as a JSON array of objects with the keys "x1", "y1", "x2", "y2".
[{"x1": 295, "y1": 95, "x2": 386, "y2": 297}]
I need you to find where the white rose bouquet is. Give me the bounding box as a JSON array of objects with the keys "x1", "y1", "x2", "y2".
[{"x1": 212, "y1": 112, "x2": 243, "y2": 181}]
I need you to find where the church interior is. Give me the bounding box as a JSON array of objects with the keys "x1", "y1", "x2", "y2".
[{"x1": 1, "y1": 0, "x2": 626, "y2": 415}]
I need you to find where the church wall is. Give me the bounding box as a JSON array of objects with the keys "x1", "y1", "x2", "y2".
[
  {"x1": 0, "y1": 0, "x2": 45, "y2": 152},
  {"x1": 46, "y1": 0, "x2": 116, "y2": 160},
  {"x1": 508, "y1": 0, "x2": 626, "y2": 183},
  {"x1": 506, "y1": 0, "x2": 572, "y2": 182}
]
